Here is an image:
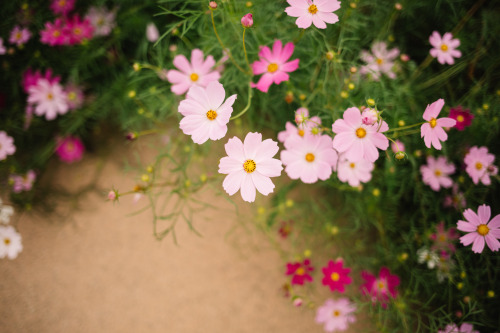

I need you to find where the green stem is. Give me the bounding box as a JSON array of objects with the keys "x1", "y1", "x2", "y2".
[
  {"x1": 385, "y1": 122, "x2": 425, "y2": 133},
  {"x1": 230, "y1": 83, "x2": 253, "y2": 120},
  {"x1": 242, "y1": 28, "x2": 252, "y2": 74}
]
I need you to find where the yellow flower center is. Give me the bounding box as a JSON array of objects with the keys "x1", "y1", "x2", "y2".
[
  {"x1": 305, "y1": 153, "x2": 315, "y2": 162},
  {"x1": 441, "y1": 44, "x2": 448, "y2": 51},
  {"x1": 206, "y1": 110, "x2": 217, "y2": 120},
  {"x1": 376, "y1": 58, "x2": 383, "y2": 65},
  {"x1": 434, "y1": 169, "x2": 442, "y2": 177},
  {"x1": 74, "y1": 28, "x2": 82, "y2": 35},
  {"x1": 296, "y1": 267, "x2": 305, "y2": 276},
  {"x1": 456, "y1": 115, "x2": 464, "y2": 123},
  {"x1": 356, "y1": 128, "x2": 366, "y2": 138},
  {"x1": 68, "y1": 92, "x2": 76, "y2": 101},
  {"x1": 59, "y1": 0, "x2": 66, "y2": 6},
  {"x1": 349, "y1": 162, "x2": 355, "y2": 169},
  {"x1": 331, "y1": 272, "x2": 340, "y2": 281},
  {"x1": 15, "y1": 32, "x2": 22, "y2": 40},
  {"x1": 243, "y1": 159, "x2": 256, "y2": 173},
  {"x1": 332, "y1": 310, "x2": 340, "y2": 317},
  {"x1": 66, "y1": 142, "x2": 75, "y2": 152},
  {"x1": 308, "y1": 4, "x2": 318, "y2": 14},
  {"x1": 53, "y1": 30, "x2": 61, "y2": 37},
  {"x1": 267, "y1": 63, "x2": 278, "y2": 73},
  {"x1": 190, "y1": 73, "x2": 199, "y2": 82},
  {"x1": 475, "y1": 162, "x2": 483, "y2": 170},
  {"x1": 438, "y1": 235, "x2": 446, "y2": 242},
  {"x1": 4, "y1": 238, "x2": 10, "y2": 245},
  {"x1": 429, "y1": 118, "x2": 437, "y2": 128},
  {"x1": 477, "y1": 224, "x2": 489, "y2": 236},
  {"x1": 378, "y1": 282, "x2": 385, "y2": 289},
  {"x1": 298, "y1": 129, "x2": 305, "y2": 137},
  {"x1": 47, "y1": 93, "x2": 54, "y2": 100}
]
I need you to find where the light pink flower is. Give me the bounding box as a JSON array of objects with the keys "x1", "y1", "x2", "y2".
[
  {"x1": 28, "y1": 79, "x2": 68, "y2": 121},
  {"x1": 241, "y1": 13, "x2": 253, "y2": 28},
  {"x1": 430, "y1": 221, "x2": 459, "y2": 254},
  {"x1": 420, "y1": 99, "x2": 456, "y2": 150},
  {"x1": 315, "y1": 298, "x2": 356, "y2": 332},
  {"x1": 277, "y1": 117, "x2": 322, "y2": 143},
  {"x1": 166, "y1": 49, "x2": 221, "y2": 95},
  {"x1": 55, "y1": 136, "x2": 85, "y2": 163},
  {"x1": 50, "y1": 0, "x2": 75, "y2": 16},
  {"x1": 391, "y1": 139, "x2": 405, "y2": 153},
  {"x1": 218, "y1": 132, "x2": 283, "y2": 203},
  {"x1": 251, "y1": 40, "x2": 299, "y2": 93},
  {"x1": 9, "y1": 26, "x2": 31, "y2": 46},
  {"x1": 22, "y1": 68, "x2": 61, "y2": 93},
  {"x1": 360, "y1": 41, "x2": 400, "y2": 80},
  {"x1": 178, "y1": 81, "x2": 237, "y2": 144},
  {"x1": 360, "y1": 267, "x2": 400, "y2": 308},
  {"x1": 429, "y1": 31, "x2": 461, "y2": 65},
  {"x1": 146, "y1": 23, "x2": 159, "y2": 42},
  {"x1": 438, "y1": 323, "x2": 479, "y2": 333},
  {"x1": 65, "y1": 83, "x2": 85, "y2": 110},
  {"x1": 332, "y1": 107, "x2": 389, "y2": 162},
  {"x1": 443, "y1": 184, "x2": 466, "y2": 211},
  {"x1": 0, "y1": 226, "x2": 23, "y2": 260},
  {"x1": 85, "y1": 6, "x2": 117, "y2": 37},
  {"x1": 10, "y1": 170, "x2": 36, "y2": 193},
  {"x1": 464, "y1": 146, "x2": 497, "y2": 185},
  {"x1": 420, "y1": 156, "x2": 455, "y2": 191},
  {"x1": 337, "y1": 155, "x2": 374, "y2": 187},
  {"x1": 457, "y1": 204, "x2": 500, "y2": 254},
  {"x1": 0, "y1": 38, "x2": 6, "y2": 54},
  {"x1": 281, "y1": 134, "x2": 337, "y2": 183},
  {"x1": 285, "y1": 0, "x2": 341, "y2": 29},
  {"x1": 0, "y1": 131, "x2": 16, "y2": 161}
]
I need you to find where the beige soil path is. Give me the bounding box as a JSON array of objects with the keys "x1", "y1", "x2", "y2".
[{"x1": 0, "y1": 137, "x2": 371, "y2": 333}]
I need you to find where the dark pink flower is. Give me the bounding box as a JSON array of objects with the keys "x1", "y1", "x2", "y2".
[
  {"x1": 360, "y1": 267, "x2": 400, "y2": 308},
  {"x1": 430, "y1": 221, "x2": 459, "y2": 254},
  {"x1": 55, "y1": 136, "x2": 85, "y2": 163},
  {"x1": 286, "y1": 259, "x2": 314, "y2": 285},
  {"x1": 40, "y1": 19, "x2": 69, "y2": 46},
  {"x1": 321, "y1": 259, "x2": 352, "y2": 293},
  {"x1": 448, "y1": 106, "x2": 473, "y2": 131},
  {"x1": 50, "y1": 0, "x2": 75, "y2": 16},
  {"x1": 22, "y1": 68, "x2": 61, "y2": 93},
  {"x1": 66, "y1": 15, "x2": 94, "y2": 45},
  {"x1": 278, "y1": 220, "x2": 293, "y2": 238}
]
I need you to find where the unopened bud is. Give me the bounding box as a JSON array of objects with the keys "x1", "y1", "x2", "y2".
[
  {"x1": 126, "y1": 132, "x2": 137, "y2": 141},
  {"x1": 209, "y1": 1, "x2": 217, "y2": 9},
  {"x1": 326, "y1": 51, "x2": 335, "y2": 60},
  {"x1": 241, "y1": 13, "x2": 253, "y2": 28}
]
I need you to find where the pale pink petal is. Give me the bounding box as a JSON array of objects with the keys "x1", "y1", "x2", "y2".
[
  {"x1": 190, "y1": 49, "x2": 204, "y2": 71},
  {"x1": 224, "y1": 136, "x2": 245, "y2": 161},
  {"x1": 488, "y1": 215, "x2": 500, "y2": 229},
  {"x1": 314, "y1": 161, "x2": 332, "y2": 180},
  {"x1": 166, "y1": 69, "x2": 188, "y2": 84},
  {"x1": 332, "y1": 119, "x2": 353, "y2": 134},
  {"x1": 489, "y1": 229, "x2": 500, "y2": 238},
  {"x1": 437, "y1": 117, "x2": 456, "y2": 128},
  {"x1": 205, "y1": 81, "x2": 226, "y2": 110},
  {"x1": 197, "y1": 71, "x2": 220, "y2": 87},
  {"x1": 243, "y1": 132, "x2": 263, "y2": 159},
  {"x1": 256, "y1": 158, "x2": 283, "y2": 177},
  {"x1": 344, "y1": 140, "x2": 364, "y2": 162},
  {"x1": 178, "y1": 99, "x2": 205, "y2": 117},
  {"x1": 284, "y1": 161, "x2": 304, "y2": 180},
  {"x1": 285, "y1": 6, "x2": 305, "y2": 17},
  {"x1": 173, "y1": 54, "x2": 191, "y2": 73},
  {"x1": 371, "y1": 132, "x2": 389, "y2": 150},
  {"x1": 478, "y1": 204, "x2": 491, "y2": 223},
  {"x1": 442, "y1": 32, "x2": 453, "y2": 43},
  {"x1": 457, "y1": 221, "x2": 477, "y2": 232},
  {"x1": 216, "y1": 94, "x2": 237, "y2": 124},
  {"x1": 281, "y1": 59, "x2": 299, "y2": 72},
  {"x1": 485, "y1": 235, "x2": 500, "y2": 252},
  {"x1": 300, "y1": 164, "x2": 318, "y2": 183},
  {"x1": 254, "y1": 139, "x2": 279, "y2": 162},
  {"x1": 332, "y1": 132, "x2": 354, "y2": 153},
  {"x1": 222, "y1": 170, "x2": 244, "y2": 195},
  {"x1": 434, "y1": 126, "x2": 448, "y2": 142},
  {"x1": 460, "y1": 232, "x2": 478, "y2": 246},
  {"x1": 219, "y1": 156, "x2": 243, "y2": 174},
  {"x1": 343, "y1": 107, "x2": 362, "y2": 128},
  {"x1": 252, "y1": 60, "x2": 269, "y2": 75},
  {"x1": 186, "y1": 85, "x2": 210, "y2": 109},
  {"x1": 295, "y1": 15, "x2": 313, "y2": 29},
  {"x1": 198, "y1": 55, "x2": 217, "y2": 75},
  {"x1": 449, "y1": 49, "x2": 462, "y2": 59},
  {"x1": 240, "y1": 174, "x2": 256, "y2": 202},
  {"x1": 287, "y1": 0, "x2": 309, "y2": 9},
  {"x1": 430, "y1": 132, "x2": 442, "y2": 150},
  {"x1": 251, "y1": 172, "x2": 275, "y2": 196},
  {"x1": 312, "y1": 15, "x2": 327, "y2": 29},
  {"x1": 463, "y1": 209, "x2": 481, "y2": 226},
  {"x1": 315, "y1": 0, "x2": 341, "y2": 12},
  {"x1": 449, "y1": 39, "x2": 460, "y2": 48},
  {"x1": 429, "y1": 31, "x2": 441, "y2": 47},
  {"x1": 471, "y1": 236, "x2": 485, "y2": 253},
  {"x1": 171, "y1": 82, "x2": 192, "y2": 95},
  {"x1": 430, "y1": 48, "x2": 439, "y2": 58},
  {"x1": 363, "y1": 141, "x2": 379, "y2": 162},
  {"x1": 190, "y1": 120, "x2": 211, "y2": 144},
  {"x1": 207, "y1": 122, "x2": 227, "y2": 141}
]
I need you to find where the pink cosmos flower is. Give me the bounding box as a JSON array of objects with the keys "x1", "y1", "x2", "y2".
[
  {"x1": 281, "y1": 134, "x2": 337, "y2": 183},
  {"x1": 85, "y1": 6, "x2": 117, "y2": 37},
  {"x1": 332, "y1": 107, "x2": 389, "y2": 162},
  {"x1": 146, "y1": 23, "x2": 159, "y2": 43},
  {"x1": 40, "y1": 19, "x2": 69, "y2": 46},
  {"x1": 337, "y1": 155, "x2": 374, "y2": 187},
  {"x1": 430, "y1": 221, "x2": 459, "y2": 254},
  {"x1": 66, "y1": 15, "x2": 94, "y2": 45},
  {"x1": 178, "y1": 81, "x2": 237, "y2": 144},
  {"x1": 0, "y1": 38, "x2": 6, "y2": 54},
  {"x1": 64, "y1": 83, "x2": 85, "y2": 110},
  {"x1": 22, "y1": 68, "x2": 61, "y2": 93},
  {"x1": 251, "y1": 40, "x2": 299, "y2": 93},
  {"x1": 360, "y1": 267, "x2": 400, "y2": 308},
  {"x1": 438, "y1": 323, "x2": 479, "y2": 333},
  {"x1": 448, "y1": 106, "x2": 473, "y2": 131},
  {"x1": 0, "y1": 131, "x2": 16, "y2": 161},
  {"x1": 286, "y1": 259, "x2": 314, "y2": 285},
  {"x1": 321, "y1": 259, "x2": 352, "y2": 293},
  {"x1": 9, "y1": 26, "x2": 31, "y2": 46},
  {"x1": 443, "y1": 184, "x2": 466, "y2": 211},
  {"x1": 28, "y1": 79, "x2": 69, "y2": 121},
  {"x1": 420, "y1": 156, "x2": 455, "y2": 191},
  {"x1": 284, "y1": 0, "x2": 341, "y2": 29},
  {"x1": 315, "y1": 298, "x2": 356, "y2": 332},
  {"x1": 0, "y1": 226, "x2": 23, "y2": 260},
  {"x1": 391, "y1": 139, "x2": 405, "y2": 154},
  {"x1": 360, "y1": 41, "x2": 400, "y2": 80},
  {"x1": 420, "y1": 99, "x2": 456, "y2": 150},
  {"x1": 429, "y1": 31, "x2": 462, "y2": 65},
  {"x1": 218, "y1": 132, "x2": 283, "y2": 203},
  {"x1": 50, "y1": 0, "x2": 75, "y2": 16},
  {"x1": 457, "y1": 204, "x2": 500, "y2": 254},
  {"x1": 166, "y1": 49, "x2": 221, "y2": 95},
  {"x1": 55, "y1": 136, "x2": 85, "y2": 163},
  {"x1": 241, "y1": 13, "x2": 253, "y2": 28},
  {"x1": 464, "y1": 146, "x2": 497, "y2": 185},
  {"x1": 10, "y1": 170, "x2": 36, "y2": 193}
]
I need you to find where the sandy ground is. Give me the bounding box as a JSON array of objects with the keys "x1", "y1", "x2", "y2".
[{"x1": 0, "y1": 136, "x2": 370, "y2": 333}]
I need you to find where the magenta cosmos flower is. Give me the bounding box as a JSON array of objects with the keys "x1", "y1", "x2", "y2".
[
  {"x1": 251, "y1": 40, "x2": 299, "y2": 93},
  {"x1": 438, "y1": 323, "x2": 479, "y2": 333},
  {"x1": 315, "y1": 298, "x2": 356, "y2": 332},
  {"x1": 166, "y1": 49, "x2": 220, "y2": 95},
  {"x1": 10, "y1": 170, "x2": 36, "y2": 193},
  {"x1": 0, "y1": 131, "x2": 16, "y2": 161},
  {"x1": 337, "y1": 155, "x2": 374, "y2": 187},
  {"x1": 321, "y1": 259, "x2": 352, "y2": 293},
  {"x1": 22, "y1": 68, "x2": 61, "y2": 93},
  {"x1": 464, "y1": 146, "x2": 497, "y2": 185},
  {"x1": 360, "y1": 41, "x2": 400, "y2": 80},
  {"x1": 50, "y1": 0, "x2": 75, "y2": 16},
  {"x1": 28, "y1": 79, "x2": 69, "y2": 121},
  {"x1": 55, "y1": 136, "x2": 85, "y2": 163},
  {"x1": 332, "y1": 107, "x2": 389, "y2": 163},
  {"x1": 9, "y1": 26, "x2": 31, "y2": 46},
  {"x1": 218, "y1": 132, "x2": 283, "y2": 203},
  {"x1": 420, "y1": 156, "x2": 455, "y2": 191},
  {"x1": 66, "y1": 15, "x2": 94, "y2": 45},
  {"x1": 420, "y1": 99, "x2": 456, "y2": 150},
  {"x1": 241, "y1": 13, "x2": 253, "y2": 28},
  {"x1": 361, "y1": 267, "x2": 400, "y2": 308},
  {"x1": 178, "y1": 81, "x2": 237, "y2": 144},
  {"x1": 443, "y1": 184, "x2": 466, "y2": 210},
  {"x1": 281, "y1": 134, "x2": 338, "y2": 184},
  {"x1": 286, "y1": 259, "x2": 314, "y2": 285},
  {"x1": 449, "y1": 106, "x2": 473, "y2": 131},
  {"x1": 429, "y1": 31, "x2": 462, "y2": 65},
  {"x1": 40, "y1": 19, "x2": 69, "y2": 46},
  {"x1": 457, "y1": 204, "x2": 500, "y2": 254},
  {"x1": 284, "y1": 0, "x2": 341, "y2": 29}
]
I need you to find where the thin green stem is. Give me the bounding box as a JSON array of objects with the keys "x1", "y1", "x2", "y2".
[
  {"x1": 385, "y1": 122, "x2": 425, "y2": 133},
  {"x1": 230, "y1": 83, "x2": 253, "y2": 120},
  {"x1": 242, "y1": 28, "x2": 252, "y2": 73}
]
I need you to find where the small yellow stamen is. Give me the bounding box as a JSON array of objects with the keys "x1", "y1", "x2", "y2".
[
  {"x1": 305, "y1": 153, "x2": 315, "y2": 162},
  {"x1": 456, "y1": 115, "x2": 464, "y2": 123},
  {"x1": 4, "y1": 238, "x2": 10, "y2": 245},
  {"x1": 434, "y1": 169, "x2": 442, "y2": 177},
  {"x1": 376, "y1": 58, "x2": 383, "y2": 65},
  {"x1": 190, "y1": 73, "x2": 199, "y2": 82},
  {"x1": 68, "y1": 92, "x2": 76, "y2": 101},
  {"x1": 331, "y1": 272, "x2": 340, "y2": 281},
  {"x1": 66, "y1": 142, "x2": 75, "y2": 152},
  {"x1": 206, "y1": 110, "x2": 217, "y2": 120},
  {"x1": 53, "y1": 30, "x2": 61, "y2": 37},
  {"x1": 332, "y1": 310, "x2": 340, "y2": 317},
  {"x1": 356, "y1": 128, "x2": 366, "y2": 138},
  {"x1": 441, "y1": 44, "x2": 448, "y2": 51},
  {"x1": 308, "y1": 4, "x2": 318, "y2": 14},
  {"x1": 74, "y1": 28, "x2": 82, "y2": 35},
  {"x1": 243, "y1": 159, "x2": 256, "y2": 173},
  {"x1": 349, "y1": 162, "x2": 355, "y2": 169},
  {"x1": 475, "y1": 162, "x2": 483, "y2": 170},
  {"x1": 378, "y1": 282, "x2": 385, "y2": 289},
  {"x1": 47, "y1": 93, "x2": 54, "y2": 100},
  {"x1": 267, "y1": 63, "x2": 278, "y2": 73},
  {"x1": 296, "y1": 267, "x2": 305, "y2": 276},
  {"x1": 438, "y1": 235, "x2": 446, "y2": 242},
  {"x1": 59, "y1": 0, "x2": 66, "y2": 5},
  {"x1": 429, "y1": 118, "x2": 437, "y2": 128},
  {"x1": 298, "y1": 129, "x2": 305, "y2": 137},
  {"x1": 15, "y1": 32, "x2": 22, "y2": 40},
  {"x1": 477, "y1": 224, "x2": 489, "y2": 236}
]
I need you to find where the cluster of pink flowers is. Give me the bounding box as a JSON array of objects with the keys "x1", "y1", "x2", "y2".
[
  {"x1": 9, "y1": 170, "x2": 37, "y2": 193},
  {"x1": 40, "y1": 15, "x2": 93, "y2": 46}
]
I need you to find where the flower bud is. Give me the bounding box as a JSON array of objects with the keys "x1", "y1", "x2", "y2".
[
  {"x1": 361, "y1": 108, "x2": 378, "y2": 125},
  {"x1": 107, "y1": 190, "x2": 117, "y2": 201},
  {"x1": 241, "y1": 13, "x2": 253, "y2": 28},
  {"x1": 126, "y1": 132, "x2": 137, "y2": 141},
  {"x1": 209, "y1": 1, "x2": 217, "y2": 9}
]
